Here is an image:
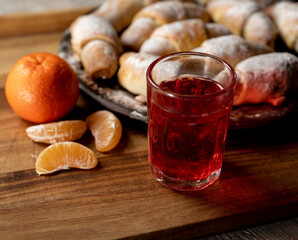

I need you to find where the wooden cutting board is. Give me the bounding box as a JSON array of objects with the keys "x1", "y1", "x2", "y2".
[
  {"x1": 1, "y1": 5, "x2": 298, "y2": 240},
  {"x1": 1, "y1": 86, "x2": 298, "y2": 240}
]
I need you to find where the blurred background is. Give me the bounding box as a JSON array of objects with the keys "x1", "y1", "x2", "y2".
[
  {"x1": 0, "y1": 0, "x2": 104, "y2": 37},
  {"x1": 0, "y1": 0, "x2": 101, "y2": 14},
  {"x1": 0, "y1": 0, "x2": 104, "y2": 87}
]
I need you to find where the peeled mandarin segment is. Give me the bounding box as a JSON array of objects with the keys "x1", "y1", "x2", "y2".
[
  {"x1": 36, "y1": 142, "x2": 98, "y2": 175},
  {"x1": 26, "y1": 120, "x2": 87, "y2": 144},
  {"x1": 86, "y1": 110, "x2": 122, "y2": 152}
]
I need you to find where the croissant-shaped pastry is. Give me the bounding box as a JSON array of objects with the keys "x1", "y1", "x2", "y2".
[
  {"x1": 207, "y1": 0, "x2": 278, "y2": 47},
  {"x1": 70, "y1": 15, "x2": 122, "y2": 79},
  {"x1": 145, "y1": 0, "x2": 199, "y2": 4},
  {"x1": 250, "y1": 0, "x2": 281, "y2": 9},
  {"x1": 93, "y1": 0, "x2": 145, "y2": 32},
  {"x1": 121, "y1": 1, "x2": 209, "y2": 51},
  {"x1": 267, "y1": 1, "x2": 298, "y2": 53},
  {"x1": 193, "y1": 35, "x2": 273, "y2": 67},
  {"x1": 118, "y1": 52, "x2": 159, "y2": 96},
  {"x1": 234, "y1": 52, "x2": 298, "y2": 106},
  {"x1": 204, "y1": 22, "x2": 231, "y2": 39},
  {"x1": 140, "y1": 19, "x2": 231, "y2": 56}
]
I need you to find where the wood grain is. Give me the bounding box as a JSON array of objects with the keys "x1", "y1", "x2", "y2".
[
  {"x1": 0, "y1": 0, "x2": 102, "y2": 15},
  {"x1": 200, "y1": 217, "x2": 298, "y2": 240},
  {"x1": 1, "y1": 82, "x2": 298, "y2": 239},
  {"x1": 1, "y1": 6, "x2": 298, "y2": 240},
  {"x1": 0, "y1": 32, "x2": 63, "y2": 88},
  {"x1": 0, "y1": 7, "x2": 94, "y2": 38}
]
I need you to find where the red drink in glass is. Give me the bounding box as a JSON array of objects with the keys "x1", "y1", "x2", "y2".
[{"x1": 147, "y1": 52, "x2": 236, "y2": 191}]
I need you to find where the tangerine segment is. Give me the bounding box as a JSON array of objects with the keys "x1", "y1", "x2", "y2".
[
  {"x1": 26, "y1": 120, "x2": 87, "y2": 144},
  {"x1": 86, "y1": 110, "x2": 122, "y2": 152},
  {"x1": 36, "y1": 142, "x2": 98, "y2": 175}
]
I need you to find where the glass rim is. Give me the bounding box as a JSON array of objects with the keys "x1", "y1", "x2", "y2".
[{"x1": 146, "y1": 51, "x2": 237, "y2": 98}]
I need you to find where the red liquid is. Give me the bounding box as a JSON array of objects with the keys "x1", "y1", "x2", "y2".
[{"x1": 148, "y1": 76, "x2": 233, "y2": 184}]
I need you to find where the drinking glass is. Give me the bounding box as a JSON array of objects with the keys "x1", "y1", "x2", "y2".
[{"x1": 146, "y1": 52, "x2": 237, "y2": 191}]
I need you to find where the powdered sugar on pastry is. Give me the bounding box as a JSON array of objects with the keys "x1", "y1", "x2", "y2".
[
  {"x1": 120, "y1": 17, "x2": 159, "y2": 51},
  {"x1": 81, "y1": 40, "x2": 118, "y2": 79},
  {"x1": 205, "y1": 23, "x2": 231, "y2": 39},
  {"x1": 121, "y1": 1, "x2": 209, "y2": 51},
  {"x1": 70, "y1": 14, "x2": 122, "y2": 80},
  {"x1": 118, "y1": 53, "x2": 159, "y2": 96},
  {"x1": 234, "y1": 52, "x2": 298, "y2": 106},
  {"x1": 192, "y1": 35, "x2": 273, "y2": 67},
  {"x1": 267, "y1": 1, "x2": 298, "y2": 51},
  {"x1": 70, "y1": 15, "x2": 120, "y2": 54},
  {"x1": 134, "y1": 1, "x2": 187, "y2": 24},
  {"x1": 140, "y1": 19, "x2": 207, "y2": 55},
  {"x1": 140, "y1": 36, "x2": 176, "y2": 56},
  {"x1": 93, "y1": 0, "x2": 144, "y2": 32},
  {"x1": 207, "y1": 0, "x2": 260, "y2": 35},
  {"x1": 243, "y1": 11, "x2": 278, "y2": 47}
]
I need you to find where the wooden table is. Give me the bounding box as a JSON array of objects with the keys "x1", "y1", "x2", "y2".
[{"x1": 1, "y1": 5, "x2": 298, "y2": 240}]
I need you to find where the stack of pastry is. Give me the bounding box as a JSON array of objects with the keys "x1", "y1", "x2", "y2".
[{"x1": 70, "y1": 0, "x2": 298, "y2": 108}]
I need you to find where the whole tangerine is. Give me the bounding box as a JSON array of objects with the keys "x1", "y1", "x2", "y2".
[{"x1": 5, "y1": 52, "x2": 79, "y2": 123}]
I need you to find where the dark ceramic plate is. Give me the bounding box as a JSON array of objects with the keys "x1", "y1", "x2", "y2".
[{"x1": 58, "y1": 29, "x2": 296, "y2": 129}]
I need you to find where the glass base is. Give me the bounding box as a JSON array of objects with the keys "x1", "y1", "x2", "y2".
[{"x1": 151, "y1": 166, "x2": 221, "y2": 191}]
